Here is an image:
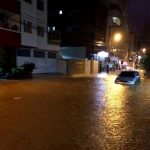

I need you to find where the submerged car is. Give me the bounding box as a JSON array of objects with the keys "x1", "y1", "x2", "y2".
[{"x1": 115, "y1": 70, "x2": 140, "y2": 85}]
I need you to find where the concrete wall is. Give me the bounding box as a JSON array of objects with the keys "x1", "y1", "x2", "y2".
[
  {"x1": 85, "y1": 61, "x2": 91, "y2": 74},
  {"x1": 68, "y1": 60, "x2": 85, "y2": 75},
  {"x1": 57, "y1": 60, "x2": 67, "y2": 75},
  {"x1": 17, "y1": 58, "x2": 99, "y2": 75},
  {"x1": 58, "y1": 59, "x2": 99, "y2": 75},
  {"x1": 91, "y1": 60, "x2": 99, "y2": 74},
  {"x1": 17, "y1": 50, "x2": 58, "y2": 73}
]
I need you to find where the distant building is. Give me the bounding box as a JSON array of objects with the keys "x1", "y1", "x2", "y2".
[
  {"x1": 48, "y1": 0, "x2": 108, "y2": 59},
  {"x1": 105, "y1": 0, "x2": 131, "y2": 61}
]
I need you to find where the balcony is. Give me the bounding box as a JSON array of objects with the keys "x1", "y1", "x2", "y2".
[
  {"x1": 48, "y1": 31, "x2": 61, "y2": 45},
  {"x1": 0, "y1": 10, "x2": 20, "y2": 32},
  {"x1": 0, "y1": 10, "x2": 20, "y2": 47}
]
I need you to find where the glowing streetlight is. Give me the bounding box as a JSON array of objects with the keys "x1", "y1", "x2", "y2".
[
  {"x1": 114, "y1": 33, "x2": 122, "y2": 42},
  {"x1": 142, "y1": 48, "x2": 146, "y2": 53},
  {"x1": 97, "y1": 51, "x2": 109, "y2": 58}
]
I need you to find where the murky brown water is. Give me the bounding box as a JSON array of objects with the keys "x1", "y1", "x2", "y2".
[{"x1": 0, "y1": 73, "x2": 149, "y2": 150}]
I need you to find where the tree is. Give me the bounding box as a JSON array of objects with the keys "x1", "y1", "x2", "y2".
[
  {"x1": 0, "y1": 47, "x2": 7, "y2": 69},
  {"x1": 142, "y1": 51, "x2": 150, "y2": 71}
]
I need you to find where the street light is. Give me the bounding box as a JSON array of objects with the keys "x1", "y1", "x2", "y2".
[
  {"x1": 142, "y1": 48, "x2": 146, "y2": 54},
  {"x1": 114, "y1": 33, "x2": 122, "y2": 42},
  {"x1": 112, "y1": 32, "x2": 122, "y2": 56}
]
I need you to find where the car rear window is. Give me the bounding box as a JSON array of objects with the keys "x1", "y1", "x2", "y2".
[{"x1": 119, "y1": 71, "x2": 136, "y2": 77}]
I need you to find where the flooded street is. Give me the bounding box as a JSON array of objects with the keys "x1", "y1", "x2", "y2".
[{"x1": 0, "y1": 73, "x2": 150, "y2": 150}]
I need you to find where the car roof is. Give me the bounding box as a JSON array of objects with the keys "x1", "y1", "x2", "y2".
[
  {"x1": 119, "y1": 70, "x2": 139, "y2": 76},
  {"x1": 121, "y1": 70, "x2": 138, "y2": 73}
]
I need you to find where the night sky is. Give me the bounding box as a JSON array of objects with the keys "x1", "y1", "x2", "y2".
[{"x1": 128, "y1": 0, "x2": 150, "y2": 34}]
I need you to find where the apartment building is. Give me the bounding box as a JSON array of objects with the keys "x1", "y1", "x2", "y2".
[
  {"x1": 17, "y1": 0, "x2": 60, "y2": 73},
  {"x1": 48, "y1": 0, "x2": 108, "y2": 59},
  {"x1": 105, "y1": 0, "x2": 131, "y2": 60}
]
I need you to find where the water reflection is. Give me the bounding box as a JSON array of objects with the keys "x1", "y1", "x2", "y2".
[{"x1": 93, "y1": 74, "x2": 136, "y2": 149}]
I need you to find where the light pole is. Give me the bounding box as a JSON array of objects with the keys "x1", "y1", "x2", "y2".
[
  {"x1": 112, "y1": 32, "x2": 122, "y2": 70},
  {"x1": 142, "y1": 48, "x2": 146, "y2": 54},
  {"x1": 113, "y1": 32, "x2": 122, "y2": 56},
  {"x1": 114, "y1": 33, "x2": 122, "y2": 42}
]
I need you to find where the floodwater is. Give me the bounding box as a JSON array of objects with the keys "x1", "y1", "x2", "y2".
[{"x1": 0, "y1": 72, "x2": 150, "y2": 150}]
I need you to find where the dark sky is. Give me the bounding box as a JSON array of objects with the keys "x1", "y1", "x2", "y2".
[{"x1": 128, "y1": 0, "x2": 150, "y2": 34}]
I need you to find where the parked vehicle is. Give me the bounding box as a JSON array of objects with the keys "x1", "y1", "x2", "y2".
[{"x1": 115, "y1": 70, "x2": 140, "y2": 85}]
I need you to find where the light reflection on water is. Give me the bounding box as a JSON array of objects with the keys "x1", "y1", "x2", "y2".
[{"x1": 92, "y1": 74, "x2": 150, "y2": 149}]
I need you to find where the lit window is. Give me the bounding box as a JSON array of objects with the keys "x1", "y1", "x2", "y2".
[
  {"x1": 52, "y1": 26, "x2": 55, "y2": 31},
  {"x1": 48, "y1": 27, "x2": 50, "y2": 32},
  {"x1": 112, "y1": 17, "x2": 121, "y2": 26},
  {"x1": 59, "y1": 10, "x2": 63, "y2": 15}
]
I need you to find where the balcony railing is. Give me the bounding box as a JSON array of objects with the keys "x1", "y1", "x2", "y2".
[
  {"x1": 48, "y1": 31, "x2": 61, "y2": 45},
  {"x1": 0, "y1": 9, "x2": 20, "y2": 33}
]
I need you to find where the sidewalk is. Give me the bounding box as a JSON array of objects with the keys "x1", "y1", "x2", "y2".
[{"x1": 32, "y1": 71, "x2": 119, "y2": 79}]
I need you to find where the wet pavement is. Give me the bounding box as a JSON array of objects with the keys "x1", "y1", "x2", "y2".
[{"x1": 0, "y1": 72, "x2": 150, "y2": 150}]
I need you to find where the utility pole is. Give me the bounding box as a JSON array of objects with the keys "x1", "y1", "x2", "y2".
[{"x1": 136, "y1": 39, "x2": 141, "y2": 69}]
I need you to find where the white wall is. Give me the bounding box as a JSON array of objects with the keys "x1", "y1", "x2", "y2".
[
  {"x1": 21, "y1": 0, "x2": 47, "y2": 48},
  {"x1": 91, "y1": 60, "x2": 99, "y2": 74},
  {"x1": 17, "y1": 49, "x2": 58, "y2": 74},
  {"x1": 85, "y1": 61, "x2": 91, "y2": 74},
  {"x1": 57, "y1": 60, "x2": 99, "y2": 75}
]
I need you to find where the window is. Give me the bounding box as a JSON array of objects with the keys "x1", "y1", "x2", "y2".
[
  {"x1": 48, "y1": 52, "x2": 57, "y2": 58},
  {"x1": 48, "y1": 32, "x2": 60, "y2": 40},
  {"x1": 24, "y1": 20, "x2": 32, "y2": 33},
  {"x1": 17, "y1": 49, "x2": 31, "y2": 57},
  {"x1": 37, "y1": 26, "x2": 44, "y2": 37},
  {"x1": 24, "y1": 0, "x2": 32, "y2": 4},
  {"x1": 34, "y1": 50, "x2": 45, "y2": 58},
  {"x1": 109, "y1": 3, "x2": 121, "y2": 12},
  {"x1": 52, "y1": 26, "x2": 56, "y2": 31},
  {"x1": 59, "y1": 10, "x2": 63, "y2": 15},
  {"x1": 66, "y1": 26, "x2": 72, "y2": 32},
  {"x1": 37, "y1": 0, "x2": 44, "y2": 11},
  {"x1": 112, "y1": 17, "x2": 121, "y2": 26},
  {"x1": 48, "y1": 27, "x2": 50, "y2": 32},
  {"x1": 48, "y1": 26, "x2": 56, "y2": 32}
]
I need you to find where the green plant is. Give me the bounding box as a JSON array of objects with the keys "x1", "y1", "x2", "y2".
[
  {"x1": 21, "y1": 62, "x2": 35, "y2": 74},
  {"x1": 0, "y1": 48, "x2": 7, "y2": 67}
]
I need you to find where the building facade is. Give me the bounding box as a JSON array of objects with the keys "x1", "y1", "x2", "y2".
[
  {"x1": 0, "y1": 0, "x2": 20, "y2": 71},
  {"x1": 17, "y1": 0, "x2": 60, "y2": 73},
  {"x1": 48, "y1": 0, "x2": 108, "y2": 59},
  {"x1": 105, "y1": 0, "x2": 132, "y2": 61}
]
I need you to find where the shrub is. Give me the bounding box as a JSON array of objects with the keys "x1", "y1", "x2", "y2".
[
  {"x1": 142, "y1": 52, "x2": 150, "y2": 71},
  {"x1": 21, "y1": 62, "x2": 35, "y2": 74}
]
